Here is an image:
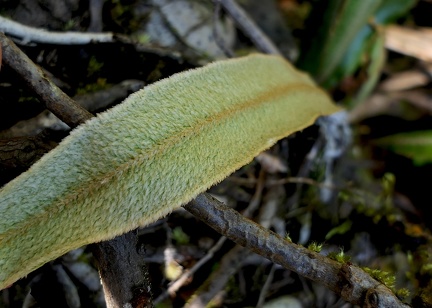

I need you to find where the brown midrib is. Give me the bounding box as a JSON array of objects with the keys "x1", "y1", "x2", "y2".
[{"x1": 2, "y1": 83, "x2": 321, "y2": 241}]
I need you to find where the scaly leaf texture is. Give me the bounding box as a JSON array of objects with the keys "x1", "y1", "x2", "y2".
[{"x1": 0, "y1": 54, "x2": 339, "y2": 288}]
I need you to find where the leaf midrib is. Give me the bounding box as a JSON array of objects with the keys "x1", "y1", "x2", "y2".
[{"x1": 1, "y1": 83, "x2": 322, "y2": 240}]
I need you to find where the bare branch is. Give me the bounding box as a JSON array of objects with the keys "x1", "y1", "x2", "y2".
[
  {"x1": 215, "y1": 0, "x2": 282, "y2": 56},
  {"x1": 212, "y1": 1, "x2": 235, "y2": 58},
  {"x1": 184, "y1": 193, "x2": 409, "y2": 307},
  {"x1": 0, "y1": 33, "x2": 93, "y2": 128},
  {"x1": 92, "y1": 232, "x2": 153, "y2": 308},
  {"x1": 0, "y1": 16, "x2": 114, "y2": 45}
]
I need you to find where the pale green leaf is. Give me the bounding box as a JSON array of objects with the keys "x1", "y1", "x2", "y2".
[
  {"x1": 325, "y1": 220, "x2": 352, "y2": 240},
  {"x1": 0, "y1": 54, "x2": 339, "y2": 288},
  {"x1": 374, "y1": 130, "x2": 432, "y2": 166}
]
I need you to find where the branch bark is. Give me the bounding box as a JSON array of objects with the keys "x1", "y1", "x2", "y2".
[
  {"x1": 0, "y1": 32, "x2": 93, "y2": 128},
  {"x1": 184, "y1": 193, "x2": 410, "y2": 308},
  {"x1": 0, "y1": 131, "x2": 59, "y2": 185},
  {"x1": 92, "y1": 232, "x2": 153, "y2": 308}
]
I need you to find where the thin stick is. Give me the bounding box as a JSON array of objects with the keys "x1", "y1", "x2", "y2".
[
  {"x1": 0, "y1": 33, "x2": 93, "y2": 128},
  {"x1": 186, "y1": 171, "x2": 267, "y2": 306},
  {"x1": 212, "y1": 1, "x2": 235, "y2": 58},
  {"x1": 0, "y1": 16, "x2": 114, "y2": 45},
  {"x1": 184, "y1": 193, "x2": 409, "y2": 307},
  {"x1": 153, "y1": 236, "x2": 227, "y2": 305},
  {"x1": 256, "y1": 264, "x2": 276, "y2": 307},
  {"x1": 215, "y1": 0, "x2": 282, "y2": 56}
]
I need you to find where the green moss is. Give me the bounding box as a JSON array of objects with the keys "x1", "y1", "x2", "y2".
[
  {"x1": 362, "y1": 267, "x2": 411, "y2": 300},
  {"x1": 87, "y1": 56, "x2": 104, "y2": 77},
  {"x1": 76, "y1": 78, "x2": 109, "y2": 95},
  {"x1": 132, "y1": 33, "x2": 151, "y2": 44},
  {"x1": 109, "y1": 0, "x2": 139, "y2": 33},
  {"x1": 327, "y1": 248, "x2": 351, "y2": 263},
  {"x1": 307, "y1": 242, "x2": 323, "y2": 253},
  {"x1": 420, "y1": 263, "x2": 432, "y2": 276},
  {"x1": 396, "y1": 288, "x2": 410, "y2": 300},
  {"x1": 362, "y1": 267, "x2": 396, "y2": 290},
  {"x1": 172, "y1": 226, "x2": 190, "y2": 245},
  {"x1": 335, "y1": 172, "x2": 399, "y2": 224},
  {"x1": 63, "y1": 19, "x2": 78, "y2": 31}
]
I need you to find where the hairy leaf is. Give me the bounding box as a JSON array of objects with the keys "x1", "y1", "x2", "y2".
[{"x1": 0, "y1": 54, "x2": 339, "y2": 288}]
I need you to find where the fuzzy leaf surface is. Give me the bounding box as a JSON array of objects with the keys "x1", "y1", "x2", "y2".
[{"x1": 0, "y1": 54, "x2": 339, "y2": 288}]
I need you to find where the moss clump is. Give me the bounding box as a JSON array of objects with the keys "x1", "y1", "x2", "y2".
[
  {"x1": 395, "y1": 288, "x2": 410, "y2": 300},
  {"x1": 308, "y1": 242, "x2": 323, "y2": 253},
  {"x1": 327, "y1": 248, "x2": 351, "y2": 263},
  {"x1": 172, "y1": 226, "x2": 190, "y2": 245},
  {"x1": 76, "y1": 78, "x2": 109, "y2": 95},
  {"x1": 362, "y1": 267, "x2": 396, "y2": 290}
]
